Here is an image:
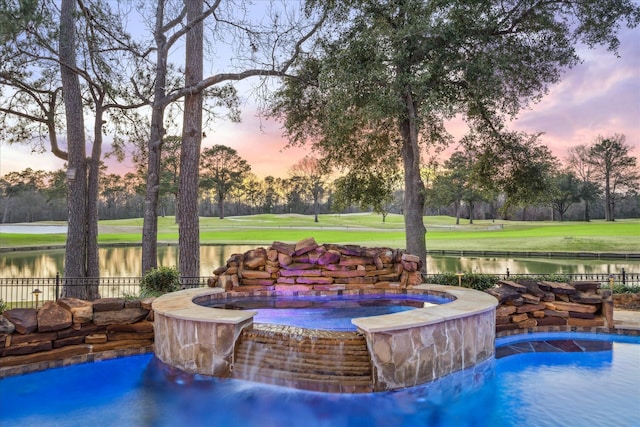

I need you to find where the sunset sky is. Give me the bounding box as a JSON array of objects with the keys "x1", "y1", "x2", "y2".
[{"x1": 0, "y1": 24, "x2": 638, "y2": 179}]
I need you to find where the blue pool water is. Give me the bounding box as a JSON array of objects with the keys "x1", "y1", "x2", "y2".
[
  {"x1": 1, "y1": 332, "x2": 638, "y2": 427},
  {"x1": 199, "y1": 293, "x2": 452, "y2": 331}
]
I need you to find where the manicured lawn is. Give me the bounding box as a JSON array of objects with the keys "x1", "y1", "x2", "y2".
[{"x1": 1, "y1": 214, "x2": 638, "y2": 253}]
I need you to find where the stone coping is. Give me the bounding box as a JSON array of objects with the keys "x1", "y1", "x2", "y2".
[
  {"x1": 352, "y1": 284, "x2": 499, "y2": 333},
  {"x1": 153, "y1": 284, "x2": 497, "y2": 334},
  {"x1": 152, "y1": 287, "x2": 257, "y2": 323}
]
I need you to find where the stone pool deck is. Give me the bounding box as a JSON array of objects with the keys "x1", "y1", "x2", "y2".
[{"x1": 614, "y1": 309, "x2": 640, "y2": 329}]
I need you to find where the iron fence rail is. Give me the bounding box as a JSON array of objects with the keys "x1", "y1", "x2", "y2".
[
  {"x1": 0, "y1": 275, "x2": 210, "y2": 308},
  {"x1": 0, "y1": 272, "x2": 637, "y2": 309}
]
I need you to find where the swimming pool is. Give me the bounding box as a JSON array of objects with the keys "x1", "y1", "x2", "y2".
[
  {"x1": 198, "y1": 293, "x2": 451, "y2": 330},
  {"x1": 1, "y1": 332, "x2": 638, "y2": 427}
]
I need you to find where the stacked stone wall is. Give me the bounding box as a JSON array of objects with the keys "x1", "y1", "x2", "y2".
[
  {"x1": 0, "y1": 297, "x2": 154, "y2": 374},
  {"x1": 210, "y1": 237, "x2": 423, "y2": 292},
  {"x1": 488, "y1": 280, "x2": 612, "y2": 332}
]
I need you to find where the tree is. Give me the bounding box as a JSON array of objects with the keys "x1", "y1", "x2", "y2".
[
  {"x1": 472, "y1": 132, "x2": 558, "y2": 219},
  {"x1": 139, "y1": 1, "x2": 328, "y2": 278},
  {"x1": 549, "y1": 170, "x2": 582, "y2": 221},
  {"x1": 199, "y1": 145, "x2": 251, "y2": 220},
  {"x1": 178, "y1": 0, "x2": 204, "y2": 285},
  {"x1": 567, "y1": 144, "x2": 601, "y2": 221},
  {"x1": 333, "y1": 169, "x2": 401, "y2": 222},
  {"x1": 2, "y1": 0, "x2": 151, "y2": 298},
  {"x1": 587, "y1": 134, "x2": 639, "y2": 221},
  {"x1": 289, "y1": 156, "x2": 328, "y2": 222},
  {"x1": 271, "y1": 0, "x2": 639, "y2": 269},
  {"x1": 59, "y1": 0, "x2": 90, "y2": 296},
  {"x1": 0, "y1": 168, "x2": 46, "y2": 223},
  {"x1": 159, "y1": 136, "x2": 181, "y2": 219}
]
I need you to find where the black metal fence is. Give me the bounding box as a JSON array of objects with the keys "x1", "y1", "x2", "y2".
[
  {"x1": 0, "y1": 271, "x2": 637, "y2": 310},
  {"x1": 0, "y1": 274, "x2": 210, "y2": 309},
  {"x1": 423, "y1": 270, "x2": 638, "y2": 287}
]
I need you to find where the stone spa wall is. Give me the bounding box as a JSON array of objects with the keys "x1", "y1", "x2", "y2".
[
  {"x1": 488, "y1": 279, "x2": 614, "y2": 334},
  {"x1": 0, "y1": 297, "x2": 154, "y2": 377}
]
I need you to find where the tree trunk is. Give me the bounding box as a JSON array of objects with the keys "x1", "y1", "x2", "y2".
[
  {"x1": 399, "y1": 87, "x2": 427, "y2": 272},
  {"x1": 142, "y1": 1, "x2": 170, "y2": 275},
  {"x1": 217, "y1": 192, "x2": 225, "y2": 219},
  {"x1": 584, "y1": 200, "x2": 590, "y2": 222},
  {"x1": 84, "y1": 104, "x2": 104, "y2": 299},
  {"x1": 60, "y1": 0, "x2": 88, "y2": 298},
  {"x1": 179, "y1": 0, "x2": 204, "y2": 285},
  {"x1": 604, "y1": 170, "x2": 613, "y2": 221}
]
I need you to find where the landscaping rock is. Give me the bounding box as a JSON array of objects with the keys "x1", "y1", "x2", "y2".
[
  {"x1": 3, "y1": 308, "x2": 37, "y2": 335},
  {"x1": 92, "y1": 298, "x2": 125, "y2": 312},
  {"x1": 0, "y1": 315, "x2": 15, "y2": 335},
  {"x1": 538, "y1": 281, "x2": 577, "y2": 294},
  {"x1": 486, "y1": 286, "x2": 521, "y2": 303},
  {"x1": 294, "y1": 237, "x2": 319, "y2": 256},
  {"x1": 57, "y1": 298, "x2": 93, "y2": 324},
  {"x1": 37, "y1": 301, "x2": 73, "y2": 332},
  {"x1": 92, "y1": 308, "x2": 149, "y2": 326}
]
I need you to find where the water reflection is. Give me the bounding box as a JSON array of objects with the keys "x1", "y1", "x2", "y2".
[{"x1": 0, "y1": 245, "x2": 635, "y2": 278}]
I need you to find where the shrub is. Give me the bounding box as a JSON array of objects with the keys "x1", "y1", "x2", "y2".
[
  {"x1": 426, "y1": 273, "x2": 499, "y2": 292},
  {"x1": 140, "y1": 267, "x2": 181, "y2": 296},
  {"x1": 613, "y1": 283, "x2": 640, "y2": 294},
  {"x1": 0, "y1": 299, "x2": 6, "y2": 314}
]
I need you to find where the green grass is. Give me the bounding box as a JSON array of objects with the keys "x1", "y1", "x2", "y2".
[{"x1": 1, "y1": 214, "x2": 639, "y2": 253}]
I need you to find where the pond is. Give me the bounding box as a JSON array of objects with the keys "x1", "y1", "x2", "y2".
[{"x1": 0, "y1": 245, "x2": 635, "y2": 278}]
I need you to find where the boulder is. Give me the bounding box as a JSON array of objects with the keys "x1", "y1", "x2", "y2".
[
  {"x1": 92, "y1": 308, "x2": 149, "y2": 326},
  {"x1": 515, "y1": 303, "x2": 547, "y2": 314},
  {"x1": 10, "y1": 331, "x2": 57, "y2": 345},
  {"x1": 106, "y1": 321, "x2": 154, "y2": 334},
  {"x1": 535, "y1": 316, "x2": 567, "y2": 326},
  {"x1": 57, "y1": 297, "x2": 93, "y2": 324},
  {"x1": 92, "y1": 298, "x2": 125, "y2": 312},
  {"x1": 571, "y1": 281, "x2": 600, "y2": 292},
  {"x1": 241, "y1": 270, "x2": 273, "y2": 279},
  {"x1": 497, "y1": 280, "x2": 528, "y2": 293},
  {"x1": 271, "y1": 241, "x2": 295, "y2": 256},
  {"x1": 294, "y1": 237, "x2": 319, "y2": 256},
  {"x1": 37, "y1": 301, "x2": 73, "y2": 332},
  {"x1": 546, "y1": 301, "x2": 597, "y2": 314},
  {"x1": 241, "y1": 278, "x2": 276, "y2": 286},
  {"x1": 317, "y1": 250, "x2": 341, "y2": 266},
  {"x1": 2, "y1": 340, "x2": 53, "y2": 357},
  {"x1": 486, "y1": 286, "x2": 521, "y2": 304},
  {"x1": 244, "y1": 249, "x2": 267, "y2": 269},
  {"x1": 538, "y1": 281, "x2": 577, "y2": 295},
  {"x1": 570, "y1": 292, "x2": 603, "y2": 304},
  {"x1": 516, "y1": 280, "x2": 545, "y2": 297},
  {"x1": 0, "y1": 315, "x2": 15, "y2": 335},
  {"x1": 3, "y1": 308, "x2": 37, "y2": 335}
]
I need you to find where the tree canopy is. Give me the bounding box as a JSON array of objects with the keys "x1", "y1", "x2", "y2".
[{"x1": 271, "y1": 0, "x2": 639, "y2": 267}]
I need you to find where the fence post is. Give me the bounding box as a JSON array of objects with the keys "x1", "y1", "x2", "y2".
[
  {"x1": 55, "y1": 272, "x2": 60, "y2": 301},
  {"x1": 622, "y1": 268, "x2": 626, "y2": 285},
  {"x1": 506, "y1": 268, "x2": 510, "y2": 279}
]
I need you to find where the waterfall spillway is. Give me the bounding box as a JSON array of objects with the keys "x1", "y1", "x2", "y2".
[{"x1": 232, "y1": 323, "x2": 373, "y2": 393}]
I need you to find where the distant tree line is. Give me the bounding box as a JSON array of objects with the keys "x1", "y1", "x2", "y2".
[{"x1": 2, "y1": 135, "x2": 637, "y2": 224}]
